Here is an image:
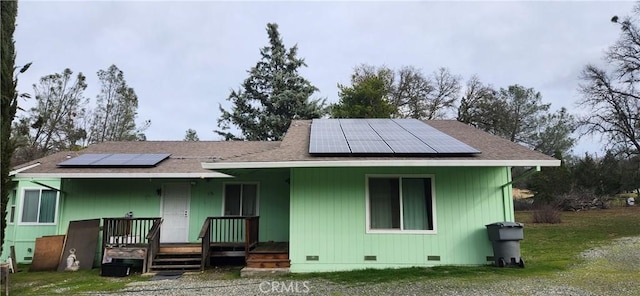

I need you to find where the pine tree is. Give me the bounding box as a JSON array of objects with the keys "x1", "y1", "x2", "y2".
[
  {"x1": 184, "y1": 129, "x2": 199, "y2": 141},
  {"x1": 216, "y1": 23, "x2": 327, "y2": 141}
]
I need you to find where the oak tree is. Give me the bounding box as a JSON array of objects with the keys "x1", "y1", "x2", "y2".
[
  {"x1": 578, "y1": 5, "x2": 640, "y2": 155},
  {"x1": 88, "y1": 65, "x2": 149, "y2": 143}
]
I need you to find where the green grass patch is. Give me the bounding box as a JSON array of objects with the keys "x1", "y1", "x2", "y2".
[
  {"x1": 8, "y1": 207, "x2": 640, "y2": 292},
  {"x1": 8, "y1": 265, "x2": 147, "y2": 295},
  {"x1": 288, "y1": 265, "x2": 531, "y2": 284},
  {"x1": 290, "y1": 207, "x2": 640, "y2": 284},
  {"x1": 520, "y1": 207, "x2": 640, "y2": 273}
]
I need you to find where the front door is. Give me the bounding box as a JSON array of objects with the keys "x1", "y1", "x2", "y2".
[{"x1": 160, "y1": 183, "x2": 190, "y2": 242}]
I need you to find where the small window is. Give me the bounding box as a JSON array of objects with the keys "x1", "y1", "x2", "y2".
[
  {"x1": 367, "y1": 176, "x2": 434, "y2": 232},
  {"x1": 9, "y1": 205, "x2": 16, "y2": 224},
  {"x1": 9, "y1": 189, "x2": 16, "y2": 224},
  {"x1": 224, "y1": 183, "x2": 258, "y2": 216},
  {"x1": 21, "y1": 189, "x2": 58, "y2": 224}
]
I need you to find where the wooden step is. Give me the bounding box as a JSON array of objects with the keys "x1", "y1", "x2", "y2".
[
  {"x1": 150, "y1": 264, "x2": 201, "y2": 270},
  {"x1": 158, "y1": 246, "x2": 201, "y2": 254},
  {"x1": 156, "y1": 252, "x2": 202, "y2": 257},
  {"x1": 153, "y1": 257, "x2": 200, "y2": 263},
  {"x1": 246, "y1": 259, "x2": 290, "y2": 268},
  {"x1": 248, "y1": 253, "x2": 288, "y2": 260},
  {"x1": 211, "y1": 250, "x2": 245, "y2": 257}
]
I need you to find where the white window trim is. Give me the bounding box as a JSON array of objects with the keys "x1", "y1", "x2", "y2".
[
  {"x1": 365, "y1": 174, "x2": 437, "y2": 234},
  {"x1": 18, "y1": 187, "x2": 59, "y2": 226},
  {"x1": 8, "y1": 189, "x2": 16, "y2": 225},
  {"x1": 221, "y1": 182, "x2": 260, "y2": 216}
]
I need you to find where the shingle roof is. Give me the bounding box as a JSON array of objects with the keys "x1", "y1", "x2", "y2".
[
  {"x1": 204, "y1": 120, "x2": 559, "y2": 165},
  {"x1": 12, "y1": 120, "x2": 559, "y2": 177},
  {"x1": 13, "y1": 141, "x2": 280, "y2": 177}
]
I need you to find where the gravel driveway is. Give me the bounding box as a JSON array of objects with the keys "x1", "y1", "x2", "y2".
[{"x1": 89, "y1": 236, "x2": 640, "y2": 296}]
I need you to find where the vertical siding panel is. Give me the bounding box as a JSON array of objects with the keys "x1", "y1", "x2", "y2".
[{"x1": 289, "y1": 166, "x2": 510, "y2": 272}]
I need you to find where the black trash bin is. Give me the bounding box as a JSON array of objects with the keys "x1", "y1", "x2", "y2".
[
  {"x1": 101, "y1": 262, "x2": 132, "y2": 277},
  {"x1": 486, "y1": 222, "x2": 525, "y2": 268}
]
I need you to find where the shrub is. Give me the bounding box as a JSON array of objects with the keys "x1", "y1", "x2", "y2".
[
  {"x1": 557, "y1": 190, "x2": 612, "y2": 211},
  {"x1": 513, "y1": 198, "x2": 534, "y2": 211},
  {"x1": 532, "y1": 204, "x2": 562, "y2": 224}
]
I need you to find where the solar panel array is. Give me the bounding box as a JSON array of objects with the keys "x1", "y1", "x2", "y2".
[
  {"x1": 309, "y1": 119, "x2": 480, "y2": 155},
  {"x1": 58, "y1": 153, "x2": 171, "y2": 167}
]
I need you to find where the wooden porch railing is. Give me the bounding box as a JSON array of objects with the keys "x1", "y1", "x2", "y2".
[
  {"x1": 102, "y1": 217, "x2": 162, "y2": 247},
  {"x1": 198, "y1": 216, "x2": 259, "y2": 270},
  {"x1": 145, "y1": 218, "x2": 163, "y2": 272}
]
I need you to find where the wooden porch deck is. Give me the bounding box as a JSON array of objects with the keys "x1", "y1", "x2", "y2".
[{"x1": 102, "y1": 216, "x2": 288, "y2": 272}]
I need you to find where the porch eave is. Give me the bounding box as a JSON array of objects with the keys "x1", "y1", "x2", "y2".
[
  {"x1": 201, "y1": 159, "x2": 561, "y2": 169},
  {"x1": 13, "y1": 172, "x2": 234, "y2": 179}
]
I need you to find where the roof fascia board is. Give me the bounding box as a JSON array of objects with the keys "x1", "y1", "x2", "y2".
[
  {"x1": 201, "y1": 159, "x2": 561, "y2": 169},
  {"x1": 9, "y1": 162, "x2": 41, "y2": 176},
  {"x1": 14, "y1": 172, "x2": 234, "y2": 179}
]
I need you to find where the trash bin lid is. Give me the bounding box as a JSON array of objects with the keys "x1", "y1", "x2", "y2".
[{"x1": 485, "y1": 221, "x2": 524, "y2": 228}]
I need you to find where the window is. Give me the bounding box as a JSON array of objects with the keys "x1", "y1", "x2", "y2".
[
  {"x1": 367, "y1": 176, "x2": 435, "y2": 233},
  {"x1": 21, "y1": 189, "x2": 58, "y2": 224},
  {"x1": 9, "y1": 190, "x2": 16, "y2": 224},
  {"x1": 223, "y1": 183, "x2": 258, "y2": 216}
]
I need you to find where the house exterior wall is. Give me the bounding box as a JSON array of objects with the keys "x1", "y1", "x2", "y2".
[
  {"x1": 289, "y1": 166, "x2": 514, "y2": 272},
  {"x1": 2, "y1": 169, "x2": 290, "y2": 264},
  {"x1": 2, "y1": 178, "x2": 61, "y2": 263}
]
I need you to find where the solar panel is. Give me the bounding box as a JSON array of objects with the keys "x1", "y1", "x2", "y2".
[
  {"x1": 309, "y1": 119, "x2": 350, "y2": 154},
  {"x1": 348, "y1": 140, "x2": 393, "y2": 154},
  {"x1": 58, "y1": 153, "x2": 171, "y2": 167},
  {"x1": 123, "y1": 154, "x2": 172, "y2": 166},
  {"x1": 309, "y1": 118, "x2": 480, "y2": 156},
  {"x1": 393, "y1": 119, "x2": 480, "y2": 154},
  {"x1": 57, "y1": 154, "x2": 110, "y2": 166},
  {"x1": 385, "y1": 139, "x2": 437, "y2": 153}
]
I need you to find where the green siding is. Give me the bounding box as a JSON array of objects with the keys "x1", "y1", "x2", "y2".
[
  {"x1": 289, "y1": 167, "x2": 514, "y2": 272},
  {"x1": 3, "y1": 169, "x2": 290, "y2": 264},
  {"x1": 2, "y1": 179, "x2": 61, "y2": 263}
]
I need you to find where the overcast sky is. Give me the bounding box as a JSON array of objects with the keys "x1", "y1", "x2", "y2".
[{"x1": 13, "y1": 1, "x2": 636, "y2": 155}]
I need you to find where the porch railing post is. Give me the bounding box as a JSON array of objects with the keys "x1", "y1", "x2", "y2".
[{"x1": 198, "y1": 217, "x2": 212, "y2": 271}]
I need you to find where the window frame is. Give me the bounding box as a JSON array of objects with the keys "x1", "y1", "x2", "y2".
[
  {"x1": 221, "y1": 182, "x2": 260, "y2": 216},
  {"x1": 8, "y1": 189, "x2": 16, "y2": 224},
  {"x1": 365, "y1": 174, "x2": 437, "y2": 234},
  {"x1": 18, "y1": 187, "x2": 59, "y2": 225}
]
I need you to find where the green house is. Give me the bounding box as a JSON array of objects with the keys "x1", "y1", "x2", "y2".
[{"x1": 2, "y1": 119, "x2": 558, "y2": 273}]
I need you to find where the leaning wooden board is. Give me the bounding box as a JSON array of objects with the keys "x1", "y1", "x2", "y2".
[
  {"x1": 57, "y1": 219, "x2": 101, "y2": 271},
  {"x1": 30, "y1": 235, "x2": 65, "y2": 271}
]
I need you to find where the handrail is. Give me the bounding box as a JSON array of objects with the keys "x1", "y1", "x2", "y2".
[
  {"x1": 146, "y1": 218, "x2": 163, "y2": 240},
  {"x1": 244, "y1": 216, "x2": 259, "y2": 260},
  {"x1": 145, "y1": 219, "x2": 163, "y2": 273},
  {"x1": 199, "y1": 218, "x2": 212, "y2": 270},
  {"x1": 102, "y1": 217, "x2": 161, "y2": 247},
  {"x1": 199, "y1": 216, "x2": 259, "y2": 268},
  {"x1": 101, "y1": 217, "x2": 161, "y2": 273},
  {"x1": 198, "y1": 217, "x2": 212, "y2": 239}
]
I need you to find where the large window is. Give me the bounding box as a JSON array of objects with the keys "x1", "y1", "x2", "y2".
[
  {"x1": 367, "y1": 176, "x2": 435, "y2": 233},
  {"x1": 223, "y1": 183, "x2": 258, "y2": 216},
  {"x1": 21, "y1": 189, "x2": 58, "y2": 224}
]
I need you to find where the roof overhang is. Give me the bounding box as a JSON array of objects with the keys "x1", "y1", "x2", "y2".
[
  {"x1": 201, "y1": 159, "x2": 561, "y2": 170},
  {"x1": 13, "y1": 172, "x2": 233, "y2": 179},
  {"x1": 10, "y1": 162, "x2": 41, "y2": 176}
]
